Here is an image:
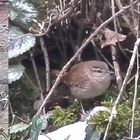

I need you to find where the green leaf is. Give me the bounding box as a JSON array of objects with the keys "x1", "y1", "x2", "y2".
[
  {"x1": 9, "y1": 0, "x2": 38, "y2": 23},
  {"x1": 9, "y1": 26, "x2": 36, "y2": 59},
  {"x1": 29, "y1": 115, "x2": 48, "y2": 140},
  {"x1": 9, "y1": 8, "x2": 18, "y2": 21},
  {"x1": 9, "y1": 63, "x2": 24, "y2": 84},
  {"x1": 85, "y1": 125, "x2": 101, "y2": 140},
  {"x1": 10, "y1": 122, "x2": 30, "y2": 134}
]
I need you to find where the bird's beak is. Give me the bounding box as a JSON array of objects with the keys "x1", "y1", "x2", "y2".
[{"x1": 109, "y1": 71, "x2": 115, "y2": 80}]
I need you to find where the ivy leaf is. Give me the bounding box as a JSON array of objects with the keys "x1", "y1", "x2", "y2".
[
  {"x1": 9, "y1": 0, "x2": 38, "y2": 23},
  {"x1": 9, "y1": 26, "x2": 36, "y2": 59},
  {"x1": 9, "y1": 122, "x2": 30, "y2": 134},
  {"x1": 9, "y1": 63, "x2": 24, "y2": 84},
  {"x1": 85, "y1": 125, "x2": 101, "y2": 140},
  {"x1": 9, "y1": 8, "x2": 18, "y2": 21},
  {"x1": 29, "y1": 115, "x2": 48, "y2": 140}
]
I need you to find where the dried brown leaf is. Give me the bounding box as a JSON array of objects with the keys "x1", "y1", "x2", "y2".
[{"x1": 101, "y1": 28, "x2": 126, "y2": 48}]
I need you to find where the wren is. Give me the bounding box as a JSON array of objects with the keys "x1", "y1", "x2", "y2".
[{"x1": 61, "y1": 60, "x2": 111, "y2": 99}]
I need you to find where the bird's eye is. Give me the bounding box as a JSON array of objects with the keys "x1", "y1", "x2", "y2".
[
  {"x1": 97, "y1": 69, "x2": 102, "y2": 73},
  {"x1": 96, "y1": 68, "x2": 103, "y2": 73},
  {"x1": 91, "y1": 67, "x2": 103, "y2": 73}
]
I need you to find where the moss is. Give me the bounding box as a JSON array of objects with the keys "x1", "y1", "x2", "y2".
[
  {"x1": 51, "y1": 104, "x2": 78, "y2": 128},
  {"x1": 89, "y1": 98, "x2": 140, "y2": 139}
]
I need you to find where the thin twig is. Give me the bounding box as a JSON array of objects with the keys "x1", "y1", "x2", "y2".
[
  {"x1": 15, "y1": 115, "x2": 29, "y2": 124},
  {"x1": 31, "y1": 0, "x2": 79, "y2": 36},
  {"x1": 111, "y1": 0, "x2": 123, "y2": 90},
  {"x1": 130, "y1": 42, "x2": 139, "y2": 138},
  {"x1": 90, "y1": 39, "x2": 114, "y2": 69},
  {"x1": 9, "y1": 102, "x2": 15, "y2": 126},
  {"x1": 115, "y1": 0, "x2": 135, "y2": 33},
  {"x1": 39, "y1": 37, "x2": 51, "y2": 92},
  {"x1": 130, "y1": 3, "x2": 140, "y2": 137},
  {"x1": 134, "y1": 9, "x2": 140, "y2": 14},
  {"x1": 126, "y1": 74, "x2": 135, "y2": 85},
  {"x1": 130, "y1": 0, "x2": 135, "y2": 26},
  {"x1": 136, "y1": 3, "x2": 140, "y2": 38},
  {"x1": 111, "y1": 45, "x2": 122, "y2": 89},
  {"x1": 59, "y1": 28, "x2": 68, "y2": 64},
  {"x1": 23, "y1": 72, "x2": 39, "y2": 92},
  {"x1": 30, "y1": 51, "x2": 45, "y2": 114},
  {"x1": 30, "y1": 14, "x2": 52, "y2": 36},
  {"x1": 30, "y1": 51, "x2": 43, "y2": 93}
]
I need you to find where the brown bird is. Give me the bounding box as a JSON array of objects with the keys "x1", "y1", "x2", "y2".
[
  {"x1": 61, "y1": 60, "x2": 111, "y2": 99},
  {"x1": 33, "y1": 61, "x2": 111, "y2": 112}
]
